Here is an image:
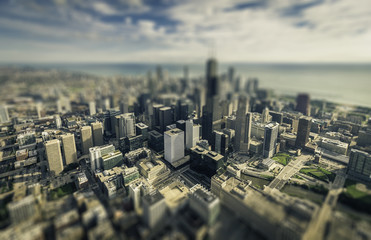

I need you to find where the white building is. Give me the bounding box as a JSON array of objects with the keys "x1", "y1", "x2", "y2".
[
  {"x1": 129, "y1": 182, "x2": 143, "y2": 212},
  {"x1": 89, "y1": 101, "x2": 96, "y2": 116},
  {"x1": 164, "y1": 128, "x2": 185, "y2": 163},
  {"x1": 189, "y1": 184, "x2": 220, "y2": 226},
  {"x1": 185, "y1": 119, "x2": 200, "y2": 149},
  {"x1": 45, "y1": 139, "x2": 64, "y2": 175},
  {"x1": 142, "y1": 191, "x2": 167, "y2": 228},
  {"x1": 0, "y1": 104, "x2": 10, "y2": 123},
  {"x1": 89, "y1": 145, "x2": 115, "y2": 171},
  {"x1": 7, "y1": 195, "x2": 36, "y2": 224},
  {"x1": 116, "y1": 113, "x2": 136, "y2": 139}
]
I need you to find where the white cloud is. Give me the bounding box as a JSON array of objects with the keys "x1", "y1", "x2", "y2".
[
  {"x1": 0, "y1": 0, "x2": 371, "y2": 63},
  {"x1": 92, "y1": 2, "x2": 118, "y2": 15}
]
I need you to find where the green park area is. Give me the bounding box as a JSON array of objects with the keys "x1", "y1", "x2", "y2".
[
  {"x1": 272, "y1": 152, "x2": 292, "y2": 166},
  {"x1": 299, "y1": 167, "x2": 336, "y2": 182},
  {"x1": 338, "y1": 179, "x2": 371, "y2": 214},
  {"x1": 49, "y1": 182, "x2": 77, "y2": 201}
]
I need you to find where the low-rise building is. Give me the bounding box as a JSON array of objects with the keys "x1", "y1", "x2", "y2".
[{"x1": 320, "y1": 137, "x2": 348, "y2": 155}]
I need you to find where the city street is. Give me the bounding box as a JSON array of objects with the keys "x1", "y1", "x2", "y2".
[{"x1": 266, "y1": 153, "x2": 311, "y2": 190}]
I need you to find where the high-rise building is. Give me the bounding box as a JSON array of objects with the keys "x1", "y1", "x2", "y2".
[
  {"x1": 148, "y1": 130, "x2": 164, "y2": 152},
  {"x1": 202, "y1": 58, "x2": 220, "y2": 142},
  {"x1": 159, "y1": 107, "x2": 173, "y2": 132},
  {"x1": 296, "y1": 93, "x2": 310, "y2": 116},
  {"x1": 263, "y1": 122, "x2": 279, "y2": 158},
  {"x1": 190, "y1": 146, "x2": 225, "y2": 177},
  {"x1": 104, "y1": 109, "x2": 121, "y2": 135},
  {"x1": 212, "y1": 130, "x2": 229, "y2": 155},
  {"x1": 142, "y1": 191, "x2": 167, "y2": 228},
  {"x1": 269, "y1": 111, "x2": 283, "y2": 124},
  {"x1": 164, "y1": 128, "x2": 185, "y2": 163},
  {"x1": 129, "y1": 182, "x2": 142, "y2": 212},
  {"x1": 295, "y1": 116, "x2": 312, "y2": 148},
  {"x1": 57, "y1": 97, "x2": 71, "y2": 113},
  {"x1": 81, "y1": 126, "x2": 94, "y2": 155},
  {"x1": 89, "y1": 144, "x2": 116, "y2": 171},
  {"x1": 116, "y1": 113, "x2": 136, "y2": 140},
  {"x1": 262, "y1": 107, "x2": 270, "y2": 123},
  {"x1": 45, "y1": 139, "x2": 64, "y2": 175},
  {"x1": 189, "y1": 184, "x2": 220, "y2": 226},
  {"x1": 152, "y1": 104, "x2": 164, "y2": 128},
  {"x1": 234, "y1": 96, "x2": 251, "y2": 153},
  {"x1": 347, "y1": 149, "x2": 371, "y2": 183},
  {"x1": 0, "y1": 105, "x2": 10, "y2": 123},
  {"x1": 101, "y1": 150, "x2": 123, "y2": 170},
  {"x1": 228, "y1": 67, "x2": 235, "y2": 83},
  {"x1": 91, "y1": 122, "x2": 104, "y2": 146},
  {"x1": 61, "y1": 133, "x2": 77, "y2": 165},
  {"x1": 7, "y1": 195, "x2": 36, "y2": 224},
  {"x1": 136, "y1": 123, "x2": 149, "y2": 140},
  {"x1": 55, "y1": 115, "x2": 62, "y2": 129},
  {"x1": 89, "y1": 101, "x2": 96, "y2": 116},
  {"x1": 186, "y1": 119, "x2": 200, "y2": 149}
]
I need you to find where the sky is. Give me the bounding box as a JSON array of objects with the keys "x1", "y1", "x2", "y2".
[{"x1": 0, "y1": 0, "x2": 371, "y2": 63}]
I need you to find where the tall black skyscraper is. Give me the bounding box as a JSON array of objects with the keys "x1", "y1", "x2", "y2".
[
  {"x1": 295, "y1": 116, "x2": 312, "y2": 148},
  {"x1": 206, "y1": 58, "x2": 218, "y2": 98},
  {"x1": 296, "y1": 93, "x2": 310, "y2": 116},
  {"x1": 202, "y1": 58, "x2": 220, "y2": 142}
]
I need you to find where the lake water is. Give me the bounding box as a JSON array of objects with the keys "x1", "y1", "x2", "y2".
[{"x1": 6, "y1": 63, "x2": 371, "y2": 108}]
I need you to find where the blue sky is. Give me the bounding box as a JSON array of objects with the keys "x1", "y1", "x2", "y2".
[{"x1": 0, "y1": 0, "x2": 370, "y2": 63}]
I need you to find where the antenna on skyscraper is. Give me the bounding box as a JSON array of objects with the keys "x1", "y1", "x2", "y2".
[{"x1": 208, "y1": 40, "x2": 217, "y2": 59}]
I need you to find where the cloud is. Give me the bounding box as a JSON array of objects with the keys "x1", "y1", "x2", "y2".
[
  {"x1": 0, "y1": 0, "x2": 370, "y2": 63},
  {"x1": 92, "y1": 2, "x2": 118, "y2": 15}
]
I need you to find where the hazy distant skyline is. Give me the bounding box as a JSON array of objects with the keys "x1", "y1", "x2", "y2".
[{"x1": 1, "y1": 0, "x2": 370, "y2": 63}]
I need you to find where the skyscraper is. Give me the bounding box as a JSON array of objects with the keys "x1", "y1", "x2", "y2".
[
  {"x1": 296, "y1": 93, "x2": 310, "y2": 116},
  {"x1": 159, "y1": 107, "x2": 173, "y2": 132},
  {"x1": 295, "y1": 116, "x2": 312, "y2": 148},
  {"x1": 61, "y1": 133, "x2": 77, "y2": 165},
  {"x1": 89, "y1": 101, "x2": 96, "y2": 116},
  {"x1": 262, "y1": 107, "x2": 270, "y2": 123},
  {"x1": 81, "y1": 126, "x2": 94, "y2": 155},
  {"x1": 45, "y1": 139, "x2": 64, "y2": 175},
  {"x1": 0, "y1": 105, "x2": 10, "y2": 123},
  {"x1": 186, "y1": 119, "x2": 200, "y2": 149},
  {"x1": 91, "y1": 122, "x2": 104, "y2": 146},
  {"x1": 228, "y1": 67, "x2": 235, "y2": 83},
  {"x1": 263, "y1": 122, "x2": 279, "y2": 158},
  {"x1": 136, "y1": 123, "x2": 149, "y2": 140},
  {"x1": 142, "y1": 191, "x2": 167, "y2": 228},
  {"x1": 234, "y1": 96, "x2": 251, "y2": 153},
  {"x1": 212, "y1": 130, "x2": 229, "y2": 156},
  {"x1": 7, "y1": 195, "x2": 36, "y2": 224},
  {"x1": 202, "y1": 58, "x2": 220, "y2": 142},
  {"x1": 89, "y1": 144, "x2": 116, "y2": 171},
  {"x1": 164, "y1": 128, "x2": 185, "y2": 163},
  {"x1": 116, "y1": 113, "x2": 136, "y2": 139}
]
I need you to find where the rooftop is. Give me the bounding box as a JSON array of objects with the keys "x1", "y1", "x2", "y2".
[
  {"x1": 142, "y1": 190, "x2": 164, "y2": 205},
  {"x1": 164, "y1": 128, "x2": 183, "y2": 136}
]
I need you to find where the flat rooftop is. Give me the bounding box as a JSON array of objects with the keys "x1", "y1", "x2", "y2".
[
  {"x1": 164, "y1": 128, "x2": 183, "y2": 136},
  {"x1": 142, "y1": 190, "x2": 164, "y2": 205}
]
